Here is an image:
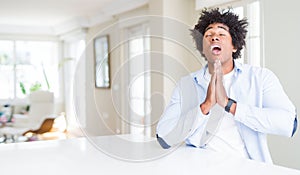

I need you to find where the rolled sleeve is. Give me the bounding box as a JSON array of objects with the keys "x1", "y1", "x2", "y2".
[{"x1": 234, "y1": 68, "x2": 297, "y2": 137}]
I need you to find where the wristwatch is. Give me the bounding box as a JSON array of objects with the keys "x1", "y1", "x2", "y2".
[{"x1": 225, "y1": 98, "x2": 236, "y2": 113}]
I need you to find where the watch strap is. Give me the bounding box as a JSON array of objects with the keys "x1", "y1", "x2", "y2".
[{"x1": 225, "y1": 98, "x2": 236, "y2": 112}]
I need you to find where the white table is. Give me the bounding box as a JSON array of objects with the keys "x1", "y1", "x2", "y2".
[{"x1": 0, "y1": 134, "x2": 299, "y2": 175}]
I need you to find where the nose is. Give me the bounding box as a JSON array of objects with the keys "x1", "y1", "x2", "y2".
[{"x1": 212, "y1": 36, "x2": 219, "y2": 42}]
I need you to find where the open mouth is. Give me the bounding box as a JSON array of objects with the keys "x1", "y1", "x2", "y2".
[{"x1": 211, "y1": 45, "x2": 221, "y2": 55}]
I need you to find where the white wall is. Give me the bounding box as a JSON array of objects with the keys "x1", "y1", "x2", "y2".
[
  {"x1": 85, "y1": 19, "x2": 118, "y2": 136},
  {"x1": 148, "y1": 0, "x2": 202, "y2": 135},
  {"x1": 161, "y1": 0, "x2": 203, "y2": 101},
  {"x1": 85, "y1": 6, "x2": 151, "y2": 136},
  {"x1": 262, "y1": 0, "x2": 300, "y2": 170},
  {"x1": 84, "y1": 0, "x2": 201, "y2": 136}
]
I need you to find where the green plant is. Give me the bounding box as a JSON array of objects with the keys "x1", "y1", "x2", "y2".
[
  {"x1": 19, "y1": 81, "x2": 42, "y2": 95},
  {"x1": 19, "y1": 82, "x2": 27, "y2": 95},
  {"x1": 19, "y1": 57, "x2": 74, "y2": 95},
  {"x1": 29, "y1": 82, "x2": 42, "y2": 92}
]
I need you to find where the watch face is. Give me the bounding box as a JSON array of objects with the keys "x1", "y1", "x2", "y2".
[
  {"x1": 225, "y1": 98, "x2": 235, "y2": 112},
  {"x1": 225, "y1": 105, "x2": 231, "y2": 112}
]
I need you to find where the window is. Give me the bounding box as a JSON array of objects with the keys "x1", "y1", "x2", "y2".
[
  {"x1": 125, "y1": 24, "x2": 151, "y2": 137},
  {"x1": 63, "y1": 39, "x2": 86, "y2": 129},
  {"x1": 222, "y1": 0, "x2": 262, "y2": 66},
  {"x1": 247, "y1": 1, "x2": 261, "y2": 66},
  {"x1": 0, "y1": 40, "x2": 59, "y2": 101}
]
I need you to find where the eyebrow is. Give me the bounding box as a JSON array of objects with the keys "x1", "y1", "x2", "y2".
[{"x1": 205, "y1": 25, "x2": 229, "y2": 32}]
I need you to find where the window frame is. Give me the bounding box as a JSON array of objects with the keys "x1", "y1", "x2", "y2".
[
  {"x1": 0, "y1": 37, "x2": 62, "y2": 105},
  {"x1": 218, "y1": 0, "x2": 263, "y2": 67}
]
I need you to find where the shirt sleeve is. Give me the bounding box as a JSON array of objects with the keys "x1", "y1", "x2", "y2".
[
  {"x1": 156, "y1": 75, "x2": 208, "y2": 148},
  {"x1": 234, "y1": 69, "x2": 297, "y2": 137}
]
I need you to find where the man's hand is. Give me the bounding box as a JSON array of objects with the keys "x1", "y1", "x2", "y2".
[
  {"x1": 200, "y1": 59, "x2": 228, "y2": 114},
  {"x1": 215, "y1": 60, "x2": 228, "y2": 107},
  {"x1": 200, "y1": 68, "x2": 217, "y2": 114}
]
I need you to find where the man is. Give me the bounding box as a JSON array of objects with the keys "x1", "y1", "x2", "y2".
[{"x1": 156, "y1": 8, "x2": 297, "y2": 163}]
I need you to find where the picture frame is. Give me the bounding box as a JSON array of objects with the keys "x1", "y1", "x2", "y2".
[{"x1": 94, "y1": 35, "x2": 110, "y2": 88}]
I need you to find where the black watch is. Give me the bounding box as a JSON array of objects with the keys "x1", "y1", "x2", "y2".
[{"x1": 225, "y1": 98, "x2": 236, "y2": 113}]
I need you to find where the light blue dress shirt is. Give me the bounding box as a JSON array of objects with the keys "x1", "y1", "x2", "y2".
[{"x1": 156, "y1": 60, "x2": 297, "y2": 163}]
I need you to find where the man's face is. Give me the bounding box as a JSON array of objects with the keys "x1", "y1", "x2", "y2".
[{"x1": 202, "y1": 23, "x2": 237, "y2": 64}]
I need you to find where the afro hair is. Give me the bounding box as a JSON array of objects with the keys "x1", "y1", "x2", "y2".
[{"x1": 191, "y1": 8, "x2": 248, "y2": 59}]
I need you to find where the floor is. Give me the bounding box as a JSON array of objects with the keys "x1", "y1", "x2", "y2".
[{"x1": 0, "y1": 127, "x2": 84, "y2": 144}]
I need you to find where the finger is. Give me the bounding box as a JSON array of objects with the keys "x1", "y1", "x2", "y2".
[
  {"x1": 206, "y1": 65, "x2": 217, "y2": 106},
  {"x1": 214, "y1": 60, "x2": 227, "y2": 107},
  {"x1": 210, "y1": 69, "x2": 217, "y2": 89},
  {"x1": 215, "y1": 59, "x2": 223, "y2": 80},
  {"x1": 214, "y1": 60, "x2": 218, "y2": 73}
]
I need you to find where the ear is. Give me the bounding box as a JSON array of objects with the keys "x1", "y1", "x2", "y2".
[{"x1": 232, "y1": 47, "x2": 237, "y2": 53}]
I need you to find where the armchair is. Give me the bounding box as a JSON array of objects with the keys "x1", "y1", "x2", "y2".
[{"x1": 0, "y1": 90, "x2": 56, "y2": 139}]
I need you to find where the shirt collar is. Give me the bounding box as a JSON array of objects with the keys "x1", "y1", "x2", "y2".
[
  {"x1": 234, "y1": 60, "x2": 243, "y2": 73},
  {"x1": 193, "y1": 60, "x2": 243, "y2": 86}
]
